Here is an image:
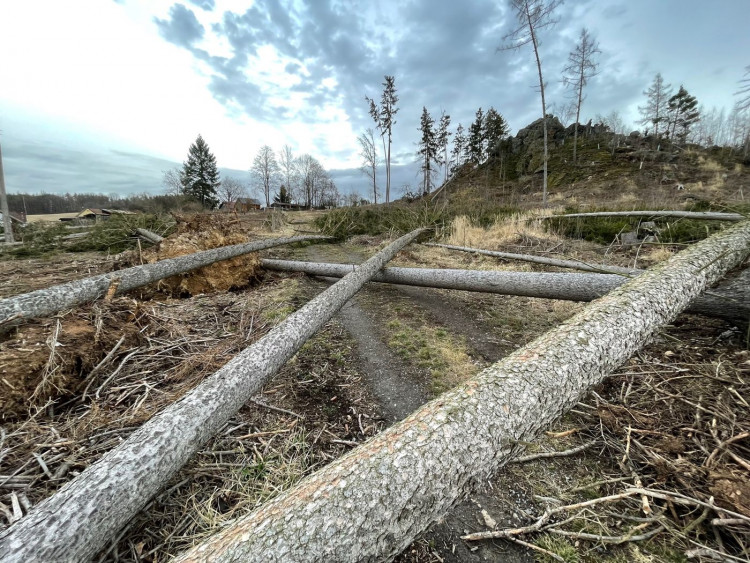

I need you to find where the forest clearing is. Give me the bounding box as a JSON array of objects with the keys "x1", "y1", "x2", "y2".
[{"x1": 1, "y1": 194, "x2": 748, "y2": 562}]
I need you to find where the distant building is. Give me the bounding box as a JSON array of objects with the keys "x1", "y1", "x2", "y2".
[
  {"x1": 74, "y1": 208, "x2": 136, "y2": 222},
  {"x1": 0, "y1": 211, "x2": 26, "y2": 226},
  {"x1": 269, "y1": 201, "x2": 306, "y2": 211},
  {"x1": 219, "y1": 198, "x2": 262, "y2": 212}
]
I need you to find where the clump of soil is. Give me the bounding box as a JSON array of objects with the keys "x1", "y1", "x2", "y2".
[
  {"x1": 141, "y1": 221, "x2": 262, "y2": 296},
  {"x1": 0, "y1": 300, "x2": 143, "y2": 420}
]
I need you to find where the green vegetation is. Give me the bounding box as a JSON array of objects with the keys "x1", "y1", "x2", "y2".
[
  {"x1": 3, "y1": 214, "x2": 174, "y2": 258},
  {"x1": 314, "y1": 198, "x2": 522, "y2": 238},
  {"x1": 546, "y1": 203, "x2": 750, "y2": 245}
]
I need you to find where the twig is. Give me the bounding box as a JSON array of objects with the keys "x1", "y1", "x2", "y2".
[
  {"x1": 95, "y1": 348, "x2": 142, "y2": 399},
  {"x1": 548, "y1": 522, "x2": 664, "y2": 544},
  {"x1": 511, "y1": 440, "x2": 596, "y2": 463},
  {"x1": 249, "y1": 398, "x2": 303, "y2": 419},
  {"x1": 626, "y1": 488, "x2": 750, "y2": 523},
  {"x1": 705, "y1": 431, "x2": 750, "y2": 470},
  {"x1": 461, "y1": 491, "x2": 640, "y2": 541}
]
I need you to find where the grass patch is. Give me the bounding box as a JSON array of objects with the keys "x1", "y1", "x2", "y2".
[
  {"x1": 259, "y1": 277, "x2": 304, "y2": 324},
  {"x1": 382, "y1": 307, "x2": 478, "y2": 395},
  {"x1": 534, "y1": 534, "x2": 579, "y2": 562}
]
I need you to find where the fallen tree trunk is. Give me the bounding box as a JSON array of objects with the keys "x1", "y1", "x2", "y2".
[
  {"x1": 134, "y1": 227, "x2": 164, "y2": 244},
  {"x1": 424, "y1": 242, "x2": 639, "y2": 275},
  {"x1": 0, "y1": 234, "x2": 329, "y2": 327},
  {"x1": 260, "y1": 259, "x2": 750, "y2": 325},
  {"x1": 0, "y1": 228, "x2": 426, "y2": 562},
  {"x1": 176, "y1": 221, "x2": 750, "y2": 563},
  {"x1": 542, "y1": 210, "x2": 745, "y2": 221}
]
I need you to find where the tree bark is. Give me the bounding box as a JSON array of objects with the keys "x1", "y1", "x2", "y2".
[
  {"x1": 424, "y1": 242, "x2": 639, "y2": 275},
  {"x1": 0, "y1": 229, "x2": 426, "y2": 562},
  {"x1": 0, "y1": 235, "x2": 329, "y2": 328},
  {"x1": 261, "y1": 259, "x2": 750, "y2": 326},
  {"x1": 544, "y1": 211, "x2": 745, "y2": 221},
  {"x1": 135, "y1": 227, "x2": 164, "y2": 244},
  {"x1": 176, "y1": 220, "x2": 750, "y2": 563}
]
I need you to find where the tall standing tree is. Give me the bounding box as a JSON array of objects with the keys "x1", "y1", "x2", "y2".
[
  {"x1": 467, "y1": 107, "x2": 485, "y2": 163},
  {"x1": 357, "y1": 128, "x2": 379, "y2": 204},
  {"x1": 638, "y1": 73, "x2": 674, "y2": 143},
  {"x1": 366, "y1": 75, "x2": 399, "y2": 204},
  {"x1": 483, "y1": 107, "x2": 509, "y2": 156},
  {"x1": 274, "y1": 185, "x2": 292, "y2": 204},
  {"x1": 502, "y1": 0, "x2": 562, "y2": 205},
  {"x1": 667, "y1": 86, "x2": 700, "y2": 145},
  {"x1": 562, "y1": 28, "x2": 600, "y2": 164},
  {"x1": 180, "y1": 135, "x2": 221, "y2": 208},
  {"x1": 251, "y1": 145, "x2": 280, "y2": 208},
  {"x1": 437, "y1": 111, "x2": 451, "y2": 184},
  {"x1": 451, "y1": 123, "x2": 466, "y2": 173},
  {"x1": 417, "y1": 107, "x2": 439, "y2": 195},
  {"x1": 278, "y1": 145, "x2": 297, "y2": 198}
]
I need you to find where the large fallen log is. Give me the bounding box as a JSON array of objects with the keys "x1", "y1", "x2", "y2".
[
  {"x1": 0, "y1": 228, "x2": 426, "y2": 562},
  {"x1": 424, "y1": 242, "x2": 639, "y2": 274},
  {"x1": 260, "y1": 259, "x2": 749, "y2": 325},
  {"x1": 176, "y1": 221, "x2": 750, "y2": 563},
  {"x1": 543, "y1": 210, "x2": 745, "y2": 221},
  {"x1": 134, "y1": 227, "x2": 165, "y2": 244},
  {"x1": 0, "y1": 234, "x2": 329, "y2": 328}
]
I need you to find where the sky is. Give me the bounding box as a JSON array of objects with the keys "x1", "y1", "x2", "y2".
[{"x1": 0, "y1": 0, "x2": 748, "y2": 200}]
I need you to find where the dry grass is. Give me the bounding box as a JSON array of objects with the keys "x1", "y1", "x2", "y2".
[{"x1": 446, "y1": 211, "x2": 561, "y2": 249}]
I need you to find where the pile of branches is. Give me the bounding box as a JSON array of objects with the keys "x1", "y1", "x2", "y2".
[{"x1": 461, "y1": 318, "x2": 749, "y2": 561}]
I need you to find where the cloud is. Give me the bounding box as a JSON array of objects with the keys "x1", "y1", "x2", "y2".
[
  {"x1": 154, "y1": 4, "x2": 204, "y2": 48},
  {"x1": 188, "y1": 0, "x2": 214, "y2": 11},
  {"x1": 3, "y1": 141, "x2": 249, "y2": 196}
]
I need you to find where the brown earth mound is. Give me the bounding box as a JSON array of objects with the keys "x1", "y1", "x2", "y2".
[
  {"x1": 0, "y1": 301, "x2": 143, "y2": 420},
  {"x1": 142, "y1": 219, "x2": 262, "y2": 296}
]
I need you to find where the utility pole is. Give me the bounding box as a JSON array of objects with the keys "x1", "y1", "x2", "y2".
[{"x1": 0, "y1": 141, "x2": 15, "y2": 243}]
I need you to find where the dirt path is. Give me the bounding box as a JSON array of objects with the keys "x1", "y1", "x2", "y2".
[{"x1": 295, "y1": 242, "x2": 534, "y2": 562}]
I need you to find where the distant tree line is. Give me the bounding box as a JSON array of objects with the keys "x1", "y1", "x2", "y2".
[
  {"x1": 7, "y1": 192, "x2": 196, "y2": 216},
  {"x1": 165, "y1": 136, "x2": 341, "y2": 210}
]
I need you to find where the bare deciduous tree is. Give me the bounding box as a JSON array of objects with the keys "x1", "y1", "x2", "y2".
[
  {"x1": 218, "y1": 176, "x2": 248, "y2": 205},
  {"x1": 501, "y1": 0, "x2": 562, "y2": 205},
  {"x1": 562, "y1": 28, "x2": 600, "y2": 164},
  {"x1": 251, "y1": 145, "x2": 279, "y2": 208},
  {"x1": 357, "y1": 128, "x2": 379, "y2": 204},
  {"x1": 161, "y1": 167, "x2": 183, "y2": 196}
]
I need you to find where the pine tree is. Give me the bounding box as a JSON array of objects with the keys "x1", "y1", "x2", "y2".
[
  {"x1": 274, "y1": 185, "x2": 292, "y2": 204},
  {"x1": 483, "y1": 107, "x2": 509, "y2": 156},
  {"x1": 638, "y1": 73, "x2": 673, "y2": 141},
  {"x1": 365, "y1": 75, "x2": 399, "y2": 204},
  {"x1": 451, "y1": 124, "x2": 466, "y2": 174},
  {"x1": 562, "y1": 28, "x2": 600, "y2": 163},
  {"x1": 467, "y1": 108, "x2": 485, "y2": 163},
  {"x1": 667, "y1": 85, "x2": 700, "y2": 145},
  {"x1": 181, "y1": 135, "x2": 220, "y2": 208},
  {"x1": 437, "y1": 112, "x2": 451, "y2": 184},
  {"x1": 417, "y1": 107, "x2": 439, "y2": 195}
]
